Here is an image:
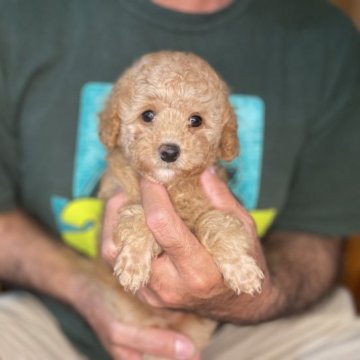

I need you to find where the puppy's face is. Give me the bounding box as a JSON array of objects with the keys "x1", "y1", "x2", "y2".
[{"x1": 101, "y1": 52, "x2": 239, "y2": 184}]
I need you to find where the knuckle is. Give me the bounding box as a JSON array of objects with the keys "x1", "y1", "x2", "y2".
[
  {"x1": 106, "y1": 192, "x2": 125, "y2": 212},
  {"x1": 190, "y1": 273, "x2": 214, "y2": 296},
  {"x1": 160, "y1": 291, "x2": 182, "y2": 307},
  {"x1": 100, "y1": 245, "x2": 118, "y2": 264},
  {"x1": 146, "y1": 209, "x2": 169, "y2": 234}
]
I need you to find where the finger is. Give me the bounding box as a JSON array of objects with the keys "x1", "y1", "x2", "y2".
[
  {"x1": 140, "y1": 179, "x2": 204, "y2": 268},
  {"x1": 200, "y1": 168, "x2": 248, "y2": 218},
  {"x1": 200, "y1": 167, "x2": 259, "y2": 244},
  {"x1": 111, "y1": 323, "x2": 196, "y2": 360},
  {"x1": 113, "y1": 346, "x2": 142, "y2": 360},
  {"x1": 100, "y1": 191, "x2": 128, "y2": 267},
  {"x1": 136, "y1": 286, "x2": 165, "y2": 308}
]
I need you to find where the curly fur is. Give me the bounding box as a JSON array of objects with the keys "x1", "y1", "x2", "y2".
[{"x1": 98, "y1": 51, "x2": 263, "y2": 354}]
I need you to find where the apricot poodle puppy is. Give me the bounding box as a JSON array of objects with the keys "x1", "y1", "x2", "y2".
[{"x1": 98, "y1": 51, "x2": 263, "y2": 350}]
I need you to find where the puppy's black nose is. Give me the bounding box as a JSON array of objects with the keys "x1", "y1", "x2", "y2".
[{"x1": 159, "y1": 143, "x2": 180, "y2": 163}]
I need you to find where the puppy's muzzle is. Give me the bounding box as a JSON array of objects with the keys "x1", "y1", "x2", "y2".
[{"x1": 159, "y1": 143, "x2": 180, "y2": 163}]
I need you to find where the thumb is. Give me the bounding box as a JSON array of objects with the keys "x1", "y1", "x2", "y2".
[
  {"x1": 101, "y1": 191, "x2": 128, "y2": 267},
  {"x1": 140, "y1": 179, "x2": 203, "y2": 268},
  {"x1": 200, "y1": 168, "x2": 259, "y2": 241},
  {"x1": 200, "y1": 167, "x2": 244, "y2": 214}
]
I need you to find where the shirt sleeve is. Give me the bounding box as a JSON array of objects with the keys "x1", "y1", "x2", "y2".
[{"x1": 272, "y1": 14, "x2": 360, "y2": 236}]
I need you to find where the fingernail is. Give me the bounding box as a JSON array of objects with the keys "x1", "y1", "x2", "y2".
[{"x1": 175, "y1": 338, "x2": 195, "y2": 359}]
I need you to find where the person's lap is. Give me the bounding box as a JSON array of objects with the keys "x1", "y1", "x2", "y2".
[
  {"x1": 203, "y1": 287, "x2": 360, "y2": 360},
  {"x1": 0, "y1": 291, "x2": 85, "y2": 360},
  {"x1": 0, "y1": 288, "x2": 359, "y2": 360}
]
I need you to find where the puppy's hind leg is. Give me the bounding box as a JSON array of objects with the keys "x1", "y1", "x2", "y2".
[
  {"x1": 113, "y1": 204, "x2": 161, "y2": 293},
  {"x1": 195, "y1": 210, "x2": 264, "y2": 295}
]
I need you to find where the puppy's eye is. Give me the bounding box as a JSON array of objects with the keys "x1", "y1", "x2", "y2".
[
  {"x1": 189, "y1": 115, "x2": 202, "y2": 128},
  {"x1": 141, "y1": 110, "x2": 155, "y2": 123}
]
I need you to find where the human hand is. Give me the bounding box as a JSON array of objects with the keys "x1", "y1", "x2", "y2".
[
  {"x1": 136, "y1": 168, "x2": 276, "y2": 323},
  {"x1": 74, "y1": 258, "x2": 199, "y2": 360}
]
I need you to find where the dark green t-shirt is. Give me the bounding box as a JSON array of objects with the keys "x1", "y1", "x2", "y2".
[{"x1": 1, "y1": 0, "x2": 360, "y2": 358}]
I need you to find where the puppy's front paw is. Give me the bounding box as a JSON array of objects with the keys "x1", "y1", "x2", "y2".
[
  {"x1": 220, "y1": 255, "x2": 264, "y2": 295},
  {"x1": 114, "y1": 246, "x2": 152, "y2": 293}
]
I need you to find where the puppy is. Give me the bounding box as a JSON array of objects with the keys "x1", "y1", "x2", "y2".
[{"x1": 98, "y1": 51, "x2": 263, "y2": 353}]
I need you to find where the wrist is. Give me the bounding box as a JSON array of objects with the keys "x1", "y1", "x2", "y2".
[
  {"x1": 254, "y1": 274, "x2": 286, "y2": 322},
  {"x1": 221, "y1": 271, "x2": 286, "y2": 325},
  {"x1": 61, "y1": 252, "x2": 98, "y2": 312},
  {"x1": 68, "y1": 257, "x2": 115, "y2": 321}
]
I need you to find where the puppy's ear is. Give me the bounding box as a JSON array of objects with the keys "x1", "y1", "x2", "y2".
[
  {"x1": 99, "y1": 84, "x2": 122, "y2": 150},
  {"x1": 219, "y1": 102, "x2": 239, "y2": 162}
]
